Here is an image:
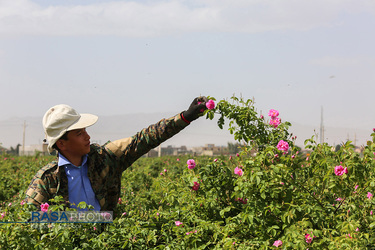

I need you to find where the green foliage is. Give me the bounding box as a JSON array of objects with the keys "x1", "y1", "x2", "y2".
[
  {"x1": 205, "y1": 95, "x2": 292, "y2": 151},
  {"x1": 1, "y1": 96, "x2": 375, "y2": 249}
]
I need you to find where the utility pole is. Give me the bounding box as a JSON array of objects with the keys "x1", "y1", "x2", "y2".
[
  {"x1": 320, "y1": 106, "x2": 324, "y2": 144},
  {"x1": 22, "y1": 120, "x2": 26, "y2": 156}
]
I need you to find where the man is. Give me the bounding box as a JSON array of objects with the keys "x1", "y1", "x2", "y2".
[{"x1": 25, "y1": 96, "x2": 208, "y2": 212}]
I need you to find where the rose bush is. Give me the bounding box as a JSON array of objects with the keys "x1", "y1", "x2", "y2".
[{"x1": 0, "y1": 95, "x2": 375, "y2": 249}]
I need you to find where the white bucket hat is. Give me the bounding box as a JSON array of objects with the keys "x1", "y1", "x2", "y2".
[{"x1": 43, "y1": 104, "x2": 98, "y2": 153}]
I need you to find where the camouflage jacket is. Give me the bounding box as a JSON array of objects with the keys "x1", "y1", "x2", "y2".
[{"x1": 25, "y1": 113, "x2": 189, "y2": 211}]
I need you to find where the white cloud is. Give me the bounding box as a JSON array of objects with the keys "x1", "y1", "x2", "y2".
[{"x1": 0, "y1": 0, "x2": 374, "y2": 37}]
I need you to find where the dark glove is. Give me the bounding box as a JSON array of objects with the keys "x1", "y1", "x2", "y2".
[{"x1": 182, "y1": 96, "x2": 208, "y2": 122}]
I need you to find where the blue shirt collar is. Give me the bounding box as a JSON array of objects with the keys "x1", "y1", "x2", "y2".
[{"x1": 58, "y1": 154, "x2": 88, "y2": 168}]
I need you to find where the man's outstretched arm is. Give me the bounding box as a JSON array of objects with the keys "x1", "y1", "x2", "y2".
[{"x1": 104, "y1": 96, "x2": 208, "y2": 170}]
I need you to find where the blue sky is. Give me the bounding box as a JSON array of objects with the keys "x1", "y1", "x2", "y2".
[{"x1": 1, "y1": 0, "x2": 375, "y2": 148}]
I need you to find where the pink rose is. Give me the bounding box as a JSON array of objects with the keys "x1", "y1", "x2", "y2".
[
  {"x1": 269, "y1": 117, "x2": 281, "y2": 128},
  {"x1": 343, "y1": 167, "x2": 348, "y2": 174},
  {"x1": 206, "y1": 100, "x2": 215, "y2": 110},
  {"x1": 192, "y1": 182, "x2": 200, "y2": 191},
  {"x1": 277, "y1": 140, "x2": 289, "y2": 152},
  {"x1": 175, "y1": 221, "x2": 183, "y2": 226},
  {"x1": 187, "y1": 159, "x2": 196, "y2": 169},
  {"x1": 355, "y1": 185, "x2": 359, "y2": 190},
  {"x1": 273, "y1": 240, "x2": 282, "y2": 247},
  {"x1": 234, "y1": 166, "x2": 244, "y2": 176},
  {"x1": 40, "y1": 202, "x2": 49, "y2": 212},
  {"x1": 268, "y1": 109, "x2": 279, "y2": 118},
  {"x1": 305, "y1": 234, "x2": 313, "y2": 244},
  {"x1": 334, "y1": 165, "x2": 346, "y2": 176},
  {"x1": 367, "y1": 192, "x2": 373, "y2": 199}
]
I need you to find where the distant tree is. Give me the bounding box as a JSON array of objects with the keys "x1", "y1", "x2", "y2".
[
  {"x1": 9, "y1": 144, "x2": 21, "y2": 155},
  {"x1": 227, "y1": 142, "x2": 242, "y2": 154}
]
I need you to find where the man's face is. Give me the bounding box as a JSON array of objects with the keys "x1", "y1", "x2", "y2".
[{"x1": 58, "y1": 128, "x2": 91, "y2": 157}]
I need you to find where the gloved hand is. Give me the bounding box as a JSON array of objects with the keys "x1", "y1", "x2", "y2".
[{"x1": 182, "y1": 96, "x2": 208, "y2": 122}]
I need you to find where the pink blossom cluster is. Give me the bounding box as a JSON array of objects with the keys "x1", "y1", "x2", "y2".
[
  {"x1": 236, "y1": 198, "x2": 248, "y2": 204},
  {"x1": 186, "y1": 230, "x2": 198, "y2": 235},
  {"x1": 273, "y1": 240, "x2": 282, "y2": 247},
  {"x1": 268, "y1": 109, "x2": 281, "y2": 128},
  {"x1": 334, "y1": 165, "x2": 348, "y2": 176},
  {"x1": 0, "y1": 212, "x2": 5, "y2": 219},
  {"x1": 192, "y1": 182, "x2": 200, "y2": 191},
  {"x1": 234, "y1": 166, "x2": 244, "y2": 176},
  {"x1": 187, "y1": 159, "x2": 196, "y2": 169},
  {"x1": 160, "y1": 169, "x2": 167, "y2": 176},
  {"x1": 40, "y1": 202, "x2": 49, "y2": 212},
  {"x1": 277, "y1": 140, "x2": 289, "y2": 152}
]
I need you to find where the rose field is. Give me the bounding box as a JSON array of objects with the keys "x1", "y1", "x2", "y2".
[{"x1": 1, "y1": 96, "x2": 375, "y2": 249}]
